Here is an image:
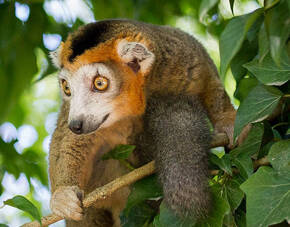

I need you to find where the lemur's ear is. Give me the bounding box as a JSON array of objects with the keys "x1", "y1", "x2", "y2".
[
  {"x1": 117, "y1": 39, "x2": 155, "y2": 74},
  {"x1": 49, "y1": 42, "x2": 64, "y2": 69}
]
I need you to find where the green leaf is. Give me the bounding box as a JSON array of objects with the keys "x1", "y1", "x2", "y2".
[
  {"x1": 234, "y1": 84, "x2": 283, "y2": 139},
  {"x1": 210, "y1": 153, "x2": 232, "y2": 175},
  {"x1": 153, "y1": 202, "x2": 194, "y2": 227},
  {"x1": 264, "y1": 0, "x2": 280, "y2": 10},
  {"x1": 123, "y1": 175, "x2": 162, "y2": 216},
  {"x1": 231, "y1": 123, "x2": 264, "y2": 178},
  {"x1": 241, "y1": 167, "x2": 290, "y2": 227},
  {"x1": 223, "y1": 212, "x2": 238, "y2": 227},
  {"x1": 234, "y1": 77, "x2": 258, "y2": 102},
  {"x1": 258, "y1": 141, "x2": 274, "y2": 159},
  {"x1": 219, "y1": 8, "x2": 263, "y2": 79},
  {"x1": 265, "y1": 0, "x2": 290, "y2": 65},
  {"x1": 230, "y1": 40, "x2": 258, "y2": 83},
  {"x1": 0, "y1": 224, "x2": 9, "y2": 227},
  {"x1": 3, "y1": 195, "x2": 41, "y2": 224},
  {"x1": 102, "y1": 144, "x2": 136, "y2": 160},
  {"x1": 121, "y1": 202, "x2": 156, "y2": 227},
  {"x1": 195, "y1": 185, "x2": 230, "y2": 227},
  {"x1": 199, "y1": 0, "x2": 218, "y2": 24},
  {"x1": 258, "y1": 23, "x2": 269, "y2": 61},
  {"x1": 232, "y1": 154, "x2": 253, "y2": 179},
  {"x1": 244, "y1": 53, "x2": 290, "y2": 86},
  {"x1": 222, "y1": 179, "x2": 244, "y2": 211},
  {"x1": 246, "y1": 15, "x2": 263, "y2": 43},
  {"x1": 268, "y1": 140, "x2": 290, "y2": 173}
]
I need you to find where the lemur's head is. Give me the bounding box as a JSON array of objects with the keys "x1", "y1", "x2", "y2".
[{"x1": 50, "y1": 20, "x2": 155, "y2": 134}]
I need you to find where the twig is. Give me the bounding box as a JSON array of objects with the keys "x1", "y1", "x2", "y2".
[
  {"x1": 22, "y1": 133, "x2": 229, "y2": 227},
  {"x1": 254, "y1": 156, "x2": 270, "y2": 169}
]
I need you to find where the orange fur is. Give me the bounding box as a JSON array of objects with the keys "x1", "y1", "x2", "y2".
[
  {"x1": 61, "y1": 34, "x2": 151, "y2": 72},
  {"x1": 113, "y1": 63, "x2": 146, "y2": 118},
  {"x1": 60, "y1": 35, "x2": 149, "y2": 119}
]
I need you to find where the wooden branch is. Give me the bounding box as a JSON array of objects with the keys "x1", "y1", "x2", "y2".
[
  {"x1": 254, "y1": 156, "x2": 270, "y2": 169},
  {"x1": 22, "y1": 133, "x2": 229, "y2": 227}
]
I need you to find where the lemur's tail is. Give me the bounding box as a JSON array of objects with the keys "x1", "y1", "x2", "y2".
[{"x1": 144, "y1": 95, "x2": 211, "y2": 219}]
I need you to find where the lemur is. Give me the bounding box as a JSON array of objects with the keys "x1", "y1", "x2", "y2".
[{"x1": 49, "y1": 19, "x2": 237, "y2": 226}]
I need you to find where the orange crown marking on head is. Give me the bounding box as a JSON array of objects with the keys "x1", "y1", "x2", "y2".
[
  {"x1": 60, "y1": 33, "x2": 152, "y2": 73},
  {"x1": 59, "y1": 33, "x2": 151, "y2": 116}
]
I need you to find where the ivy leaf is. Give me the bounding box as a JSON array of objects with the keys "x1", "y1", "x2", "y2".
[
  {"x1": 243, "y1": 53, "x2": 290, "y2": 86},
  {"x1": 264, "y1": 0, "x2": 280, "y2": 10},
  {"x1": 268, "y1": 140, "x2": 290, "y2": 173},
  {"x1": 258, "y1": 23, "x2": 269, "y2": 61},
  {"x1": 265, "y1": 0, "x2": 290, "y2": 66},
  {"x1": 102, "y1": 145, "x2": 136, "y2": 160},
  {"x1": 210, "y1": 153, "x2": 232, "y2": 175},
  {"x1": 222, "y1": 179, "x2": 244, "y2": 211},
  {"x1": 231, "y1": 123, "x2": 264, "y2": 179},
  {"x1": 223, "y1": 212, "x2": 238, "y2": 227},
  {"x1": 234, "y1": 85, "x2": 283, "y2": 139},
  {"x1": 121, "y1": 202, "x2": 156, "y2": 227},
  {"x1": 241, "y1": 167, "x2": 290, "y2": 227},
  {"x1": 230, "y1": 40, "x2": 257, "y2": 83},
  {"x1": 219, "y1": 8, "x2": 263, "y2": 79},
  {"x1": 234, "y1": 77, "x2": 258, "y2": 102},
  {"x1": 153, "y1": 202, "x2": 194, "y2": 227},
  {"x1": 123, "y1": 175, "x2": 162, "y2": 216},
  {"x1": 3, "y1": 196, "x2": 41, "y2": 224}
]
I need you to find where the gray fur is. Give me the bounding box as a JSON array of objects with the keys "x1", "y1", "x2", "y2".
[{"x1": 137, "y1": 95, "x2": 211, "y2": 219}]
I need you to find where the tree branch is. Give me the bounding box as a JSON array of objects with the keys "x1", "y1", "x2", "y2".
[{"x1": 22, "y1": 133, "x2": 228, "y2": 227}]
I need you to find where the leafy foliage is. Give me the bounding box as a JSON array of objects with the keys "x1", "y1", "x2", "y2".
[
  {"x1": 120, "y1": 0, "x2": 290, "y2": 226},
  {"x1": 0, "y1": 0, "x2": 289, "y2": 226},
  {"x1": 3, "y1": 195, "x2": 41, "y2": 224}
]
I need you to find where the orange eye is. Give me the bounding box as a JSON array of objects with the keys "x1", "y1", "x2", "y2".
[
  {"x1": 61, "y1": 79, "x2": 71, "y2": 96},
  {"x1": 93, "y1": 76, "x2": 109, "y2": 92}
]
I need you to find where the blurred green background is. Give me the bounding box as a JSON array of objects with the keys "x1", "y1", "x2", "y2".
[{"x1": 0, "y1": 0, "x2": 265, "y2": 226}]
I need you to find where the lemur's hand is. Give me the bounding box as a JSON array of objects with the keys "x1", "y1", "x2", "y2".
[
  {"x1": 215, "y1": 119, "x2": 251, "y2": 149},
  {"x1": 214, "y1": 112, "x2": 236, "y2": 149},
  {"x1": 50, "y1": 186, "x2": 84, "y2": 221}
]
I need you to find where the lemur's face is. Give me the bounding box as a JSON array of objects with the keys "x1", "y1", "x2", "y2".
[
  {"x1": 58, "y1": 63, "x2": 121, "y2": 134},
  {"x1": 51, "y1": 37, "x2": 154, "y2": 134}
]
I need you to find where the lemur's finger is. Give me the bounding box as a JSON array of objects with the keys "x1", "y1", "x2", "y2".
[
  {"x1": 64, "y1": 189, "x2": 82, "y2": 206},
  {"x1": 61, "y1": 199, "x2": 83, "y2": 213},
  {"x1": 53, "y1": 206, "x2": 83, "y2": 221},
  {"x1": 62, "y1": 206, "x2": 83, "y2": 221}
]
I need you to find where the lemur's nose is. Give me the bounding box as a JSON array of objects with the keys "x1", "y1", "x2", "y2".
[{"x1": 69, "y1": 120, "x2": 83, "y2": 134}]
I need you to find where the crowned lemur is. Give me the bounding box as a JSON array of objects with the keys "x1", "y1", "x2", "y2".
[{"x1": 49, "y1": 19, "x2": 239, "y2": 226}]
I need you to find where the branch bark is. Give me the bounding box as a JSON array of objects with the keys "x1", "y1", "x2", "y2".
[{"x1": 22, "y1": 133, "x2": 229, "y2": 227}]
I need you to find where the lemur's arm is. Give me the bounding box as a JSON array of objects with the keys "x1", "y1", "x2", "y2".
[
  {"x1": 138, "y1": 95, "x2": 211, "y2": 219},
  {"x1": 49, "y1": 102, "x2": 138, "y2": 221},
  {"x1": 49, "y1": 102, "x2": 102, "y2": 192},
  {"x1": 49, "y1": 102, "x2": 105, "y2": 221},
  {"x1": 201, "y1": 75, "x2": 236, "y2": 146}
]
